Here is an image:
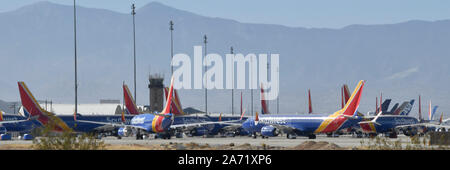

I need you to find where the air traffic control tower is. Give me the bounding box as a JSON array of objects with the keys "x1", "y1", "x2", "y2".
[{"x1": 148, "y1": 74, "x2": 164, "y2": 112}]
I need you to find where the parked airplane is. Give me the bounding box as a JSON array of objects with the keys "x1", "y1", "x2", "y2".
[
  {"x1": 18, "y1": 81, "x2": 135, "y2": 137},
  {"x1": 76, "y1": 77, "x2": 240, "y2": 140},
  {"x1": 0, "y1": 109, "x2": 34, "y2": 136},
  {"x1": 123, "y1": 82, "x2": 243, "y2": 137},
  {"x1": 238, "y1": 80, "x2": 365, "y2": 139},
  {"x1": 395, "y1": 100, "x2": 449, "y2": 134}
]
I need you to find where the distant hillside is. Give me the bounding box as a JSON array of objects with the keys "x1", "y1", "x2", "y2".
[{"x1": 0, "y1": 2, "x2": 449, "y2": 118}]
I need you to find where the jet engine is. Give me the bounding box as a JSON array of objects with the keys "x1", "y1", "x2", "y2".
[
  {"x1": 261, "y1": 125, "x2": 279, "y2": 137},
  {"x1": 118, "y1": 127, "x2": 132, "y2": 137}
]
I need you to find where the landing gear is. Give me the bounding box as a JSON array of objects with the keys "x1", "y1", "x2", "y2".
[
  {"x1": 175, "y1": 132, "x2": 183, "y2": 138},
  {"x1": 368, "y1": 133, "x2": 377, "y2": 138},
  {"x1": 388, "y1": 131, "x2": 397, "y2": 138},
  {"x1": 136, "y1": 130, "x2": 143, "y2": 140},
  {"x1": 326, "y1": 133, "x2": 333, "y2": 137},
  {"x1": 287, "y1": 133, "x2": 297, "y2": 139},
  {"x1": 252, "y1": 132, "x2": 257, "y2": 139},
  {"x1": 307, "y1": 134, "x2": 316, "y2": 139}
]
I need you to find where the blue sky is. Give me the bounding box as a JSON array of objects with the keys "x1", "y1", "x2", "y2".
[{"x1": 1, "y1": 0, "x2": 450, "y2": 28}]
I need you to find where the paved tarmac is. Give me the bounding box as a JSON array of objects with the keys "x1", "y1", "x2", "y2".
[{"x1": 0, "y1": 134, "x2": 415, "y2": 149}]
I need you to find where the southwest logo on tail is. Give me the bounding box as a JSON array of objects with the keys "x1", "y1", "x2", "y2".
[
  {"x1": 18, "y1": 82, "x2": 71, "y2": 132},
  {"x1": 123, "y1": 83, "x2": 140, "y2": 115}
]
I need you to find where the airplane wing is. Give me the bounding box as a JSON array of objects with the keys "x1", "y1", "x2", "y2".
[
  {"x1": 0, "y1": 119, "x2": 30, "y2": 124},
  {"x1": 74, "y1": 119, "x2": 147, "y2": 131},
  {"x1": 265, "y1": 124, "x2": 297, "y2": 134},
  {"x1": 395, "y1": 123, "x2": 450, "y2": 129},
  {"x1": 169, "y1": 119, "x2": 242, "y2": 129}
]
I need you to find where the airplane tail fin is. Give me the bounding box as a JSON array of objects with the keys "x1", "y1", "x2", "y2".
[
  {"x1": 161, "y1": 77, "x2": 175, "y2": 114},
  {"x1": 255, "y1": 111, "x2": 259, "y2": 121},
  {"x1": 393, "y1": 100, "x2": 414, "y2": 115},
  {"x1": 375, "y1": 97, "x2": 379, "y2": 113},
  {"x1": 439, "y1": 113, "x2": 443, "y2": 125},
  {"x1": 260, "y1": 84, "x2": 269, "y2": 114},
  {"x1": 240, "y1": 109, "x2": 246, "y2": 121},
  {"x1": 431, "y1": 105, "x2": 439, "y2": 120},
  {"x1": 389, "y1": 103, "x2": 399, "y2": 114},
  {"x1": 428, "y1": 101, "x2": 432, "y2": 120},
  {"x1": 359, "y1": 111, "x2": 382, "y2": 133},
  {"x1": 164, "y1": 87, "x2": 185, "y2": 115},
  {"x1": 342, "y1": 84, "x2": 351, "y2": 103},
  {"x1": 18, "y1": 82, "x2": 70, "y2": 131},
  {"x1": 381, "y1": 99, "x2": 391, "y2": 112},
  {"x1": 123, "y1": 83, "x2": 140, "y2": 115},
  {"x1": 219, "y1": 113, "x2": 222, "y2": 122},
  {"x1": 18, "y1": 82, "x2": 46, "y2": 118},
  {"x1": 341, "y1": 86, "x2": 344, "y2": 109},
  {"x1": 359, "y1": 121, "x2": 377, "y2": 133},
  {"x1": 0, "y1": 109, "x2": 3, "y2": 121},
  {"x1": 308, "y1": 89, "x2": 313, "y2": 114},
  {"x1": 340, "y1": 80, "x2": 365, "y2": 117}
]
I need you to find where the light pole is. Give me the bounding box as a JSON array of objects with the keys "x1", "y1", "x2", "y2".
[
  {"x1": 203, "y1": 35, "x2": 208, "y2": 115},
  {"x1": 131, "y1": 3, "x2": 137, "y2": 104},
  {"x1": 73, "y1": 0, "x2": 78, "y2": 117},
  {"x1": 169, "y1": 20, "x2": 174, "y2": 114},
  {"x1": 251, "y1": 58, "x2": 253, "y2": 116},
  {"x1": 231, "y1": 46, "x2": 234, "y2": 116}
]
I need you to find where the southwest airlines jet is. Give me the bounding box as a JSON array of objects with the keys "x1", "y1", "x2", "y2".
[{"x1": 240, "y1": 80, "x2": 365, "y2": 139}]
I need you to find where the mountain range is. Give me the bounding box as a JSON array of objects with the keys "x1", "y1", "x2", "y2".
[{"x1": 0, "y1": 1, "x2": 449, "y2": 118}]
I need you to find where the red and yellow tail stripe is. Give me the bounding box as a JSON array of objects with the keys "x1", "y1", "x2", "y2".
[
  {"x1": 18, "y1": 82, "x2": 71, "y2": 132},
  {"x1": 161, "y1": 77, "x2": 175, "y2": 114},
  {"x1": 314, "y1": 80, "x2": 365, "y2": 133},
  {"x1": 123, "y1": 84, "x2": 140, "y2": 115},
  {"x1": 0, "y1": 109, "x2": 3, "y2": 121},
  {"x1": 164, "y1": 87, "x2": 185, "y2": 115},
  {"x1": 152, "y1": 115, "x2": 165, "y2": 133},
  {"x1": 360, "y1": 122, "x2": 377, "y2": 133}
]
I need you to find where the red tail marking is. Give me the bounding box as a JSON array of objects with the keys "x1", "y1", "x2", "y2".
[
  {"x1": 123, "y1": 84, "x2": 140, "y2": 115},
  {"x1": 308, "y1": 89, "x2": 313, "y2": 114},
  {"x1": 164, "y1": 87, "x2": 184, "y2": 115},
  {"x1": 429, "y1": 100, "x2": 432, "y2": 120},
  {"x1": 376, "y1": 97, "x2": 378, "y2": 113},
  {"x1": 240, "y1": 109, "x2": 246, "y2": 121},
  {"x1": 0, "y1": 110, "x2": 3, "y2": 121},
  {"x1": 379, "y1": 92, "x2": 382, "y2": 112},
  {"x1": 161, "y1": 77, "x2": 175, "y2": 114},
  {"x1": 341, "y1": 81, "x2": 365, "y2": 116},
  {"x1": 341, "y1": 86, "x2": 344, "y2": 109},
  {"x1": 343, "y1": 84, "x2": 351, "y2": 103}
]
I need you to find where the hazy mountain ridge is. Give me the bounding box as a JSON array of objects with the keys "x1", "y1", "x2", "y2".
[{"x1": 0, "y1": 1, "x2": 449, "y2": 117}]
